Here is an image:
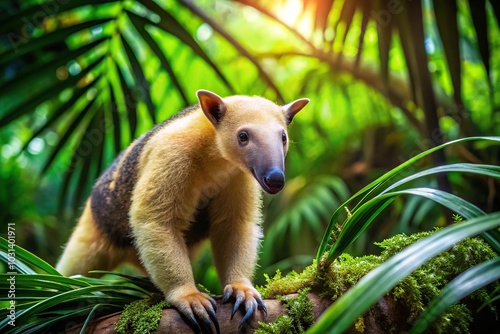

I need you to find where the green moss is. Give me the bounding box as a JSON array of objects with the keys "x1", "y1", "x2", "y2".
[
  {"x1": 258, "y1": 265, "x2": 317, "y2": 299},
  {"x1": 255, "y1": 288, "x2": 314, "y2": 334},
  {"x1": 435, "y1": 304, "x2": 473, "y2": 334},
  {"x1": 115, "y1": 294, "x2": 168, "y2": 334},
  {"x1": 375, "y1": 230, "x2": 498, "y2": 331},
  {"x1": 259, "y1": 231, "x2": 499, "y2": 333}
]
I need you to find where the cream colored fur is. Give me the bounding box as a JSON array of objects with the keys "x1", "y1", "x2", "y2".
[{"x1": 56, "y1": 90, "x2": 309, "y2": 328}]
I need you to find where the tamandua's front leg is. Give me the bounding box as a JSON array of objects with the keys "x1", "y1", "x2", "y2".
[
  {"x1": 130, "y1": 171, "x2": 220, "y2": 334},
  {"x1": 209, "y1": 176, "x2": 267, "y2": 327}
]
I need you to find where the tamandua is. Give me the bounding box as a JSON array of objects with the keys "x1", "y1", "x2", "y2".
[{"x1": 56, "y1": 90, "x2": 309, "y2": 333}]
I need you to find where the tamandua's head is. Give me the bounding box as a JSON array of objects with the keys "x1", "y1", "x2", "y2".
[{"x1": 196, "y1": 90, "x2": 309, "y2": 194}]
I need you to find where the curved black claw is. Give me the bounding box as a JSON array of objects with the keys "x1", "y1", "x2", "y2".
[
  {"x1": 222, "y1": 288, "x2": 232, "y2": 303},
  {"x1": 238, "y1": 302, "x2": 256, "y2": 328},
  {"x1": 184, "y1": 313, "x2": 202, "y2": 334},
  {"x1": 196, "y1": 312, "x2": 214, "y2": 334},
  {"x1": 206, "y1": 305, "x2": 220, "y2": 334},
  {"x1": 178, "y1": 298, "x2": 219, "y2": 334},
  {"x1": 231, "y1": 295, "x2": 245, "y2": 319},
  {"x1": 257, "y1": 297, "x2": 268, "y2": 317},
  {"x1": 208, "y1": 295, "x2": 218, "y2": 312}
]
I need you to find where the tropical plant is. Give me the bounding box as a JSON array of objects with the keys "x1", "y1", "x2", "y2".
[
  {"x1": 236, "y1": 0, "x2": 499, "y2": 143},
  {"x1": 309, "y1": 136, "x2": 500, "y2": 333},
  {"x1": 1, "y1": 137, "x2": 499, "y2": 333},
  {"x1": 0, "y1": 236, "x2": 159, "y2": 334},
  {"x1": 2, "y1": 0, "x2": 500, "y2": 331},
  {"x1": 0, "y1": 0, "x2": 282, "y2": 213}
]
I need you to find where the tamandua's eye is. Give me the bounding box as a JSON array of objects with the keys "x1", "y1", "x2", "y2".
[
  {"x1": 238, "y1": 131, "x2": 249, "y2": 144},
  {"x1": 282, "y1": 131, "x2": 287, "y2": 144}
]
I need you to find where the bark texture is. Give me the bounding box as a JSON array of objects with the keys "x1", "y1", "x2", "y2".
[{"x1": 66, "y1": 293, "x2": 411, "y2": 333}]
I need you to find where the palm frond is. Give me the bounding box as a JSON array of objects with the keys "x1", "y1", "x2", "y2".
[{"x1": 1, "y1": 0, "x2": 281, "y2": 210}]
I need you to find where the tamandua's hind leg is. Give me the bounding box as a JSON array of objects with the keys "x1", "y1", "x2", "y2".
[{"x1": 56, "y1": 200, "x2": 138, "y2": 276}]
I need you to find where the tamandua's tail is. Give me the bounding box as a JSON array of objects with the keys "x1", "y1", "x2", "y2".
[{"x1": 56, "y1": 199, "x2": 142, "y2": 276}]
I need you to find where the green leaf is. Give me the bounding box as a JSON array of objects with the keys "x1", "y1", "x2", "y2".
[
  {"x1": 115, "y1": 59, "x2": 138, "y2": 139},
  {"x1": 307, "y1": 212, "x2": 500, "y2": 334},
  {"x1": 19, "y1": 78, "x2": 101, "y2": 154},
  {"x1": 327, "y1": 187, "x2": 486, "y2": 263},
  {"x1": 354, "y1": 2, "x2": 371, "y2": 68},
  {"x1": 126, "y1": 10, "x2": 189, "y2": 106},
  {"x1": 1, "y1": 285, "x2": 126, "y2": 327},
  {"x1": 0, "y1": 0, "x2": 118, "y2": 35},
  {"x1": 40, "y1": 92, "x2": 99, "y2": 175},
  {"x1": 0, "y1": 18, "x2": 112, "y2": 68},
  {"x1": 0, "y1": 273, "x2": 91, "y2": 288},
  {"x1": 6, "y1": 305, "x2": 109, "y2": 334},
  {"x1": 332, "y1": 0, "x2": 358, "y2": 51},
  {"x1": 314, "y1": 0, "x2": 334, "y2": 36},
  {"x1": 119, "y1": 34, "x2": 156, "y2": 123},
  {"x1": 0, "y1": 36, "x2": 109, "y2": 97},
  {"x1": 107, "y1": 80, "x2": 123, "y2": 155},
  {"x1": 72, "y1": 103, "x2": 105, "y2": 210},
  {"x1": 140, "y1": 0, "x2": 234, "y2": 93},
  {"x1": 317, "y1": 136, "x2": 500, "y2": 264},
  {"x1": 380, "y1": 163, "x2": 500, "y2": 195},
  {"x1": 410, "y1": 258, "x2": 500, "y2": 333},
  {"x1": 0, "y1": 54, "x2": 104, "y2": 127},
  {"x1": 178, "y1": 0, "x2": 286, "y2": 101},
  {"x1": 0, "y1": 238, "x2": 60, "y2": 276}
]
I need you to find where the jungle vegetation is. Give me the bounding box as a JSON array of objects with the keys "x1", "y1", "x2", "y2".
[{"x1": 1, "y1": 0, "x2": 499, "y2": 333}]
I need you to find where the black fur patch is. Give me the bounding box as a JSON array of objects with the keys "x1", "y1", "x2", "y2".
[
  {"x1": 185, "y1": 207, "x2": 211, "y2": 247},
  {"x1": 90, "y1": 104, "x2": 200, "y2": 247}
]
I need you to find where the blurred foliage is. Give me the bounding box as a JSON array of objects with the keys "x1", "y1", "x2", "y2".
[{"x1": 0, "y1": 0, "x2": 499, "y2": 296}]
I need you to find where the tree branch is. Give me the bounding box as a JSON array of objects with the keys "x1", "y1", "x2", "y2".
[{"x1": 66, "y1": 293, "x2": 411, "y2": 334}]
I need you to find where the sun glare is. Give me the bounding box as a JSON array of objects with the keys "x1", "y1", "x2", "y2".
[{"x1": 274, "y1": 0, "x2": 313, "y2": 35}]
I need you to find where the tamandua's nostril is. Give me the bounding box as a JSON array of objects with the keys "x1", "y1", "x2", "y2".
[{"x1": 264, "y1": 169, "x2": 285, "y2": 192}]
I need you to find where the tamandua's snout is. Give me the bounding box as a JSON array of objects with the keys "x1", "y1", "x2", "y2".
[
  {"x1": 263, "y1": 167, "x2": 285, "y2": 194},
  {"x1": 239, "y1": 124, "x2": 288, "y2": 194},
  {"x1": 251, "y1": 166, "x2": 285, "y2": 194}
]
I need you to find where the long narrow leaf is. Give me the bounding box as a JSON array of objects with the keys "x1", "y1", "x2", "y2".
[
  {"x1": 4, "y1": 285, "x2": 126, "y2": 326},
  {"x1": 141, "y1": 0, "x2": 235, "y2": 93},
  {"x1": 307, "y1": 212, "x2": 500, "y2": 334},
  {"x1": 317, "y1": 136, "x2": 500, "y2": 263},
  {"x1": 0, "y1": 54, "x2": 105, "y2": 127},
  {"x1": 327, "y1": 187, "x2": 485, "y2": 263},
  {"x1": 40, "y1": 94, "x2": 98, "y2": 175},
  {"x1": 410, "y1": 258, "x2": 500, "y2": 333},
  {"x1": 19, "y1": 77, "x2": 101, "y2": 153},
  {"x1": 119, "y1": 34, "x2": 156, "y2": 123},
  {"x1": 126, "y1": 10, "x2": 189, "y2": 106},
  {"x1": 115, "y1": 59, "x2": 138, "y2": 139},
  {"x1": 0, "y1": 0, "x2": 117, "y2": 35},
  {"x1": 380, "y1": 163, "x2": 500, "y2": 195},
  {"x1": 0, "y1": 36, "x2": 108, "y2": 97},
  {"x1": 0, "y1": 19, "x2": 111, "y2": 68},
  {"x1": 0, "y1": 238, "x2": 60, "y2": 276}
]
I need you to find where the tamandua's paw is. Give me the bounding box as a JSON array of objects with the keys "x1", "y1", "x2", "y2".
[
  {"x1": 169, "y1": 288, "x2": 220, "y2": 334},
  {"x1": 222, "y1": 282, "x2": 267, "y2": 328}
]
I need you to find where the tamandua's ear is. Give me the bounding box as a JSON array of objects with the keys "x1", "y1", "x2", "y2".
[
  {"x1": 196, "y1": 90, "x2": 226, "y2": 125},
  {"x1": 283, "y1": 98, "x2": 310, "y2": 124}
]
